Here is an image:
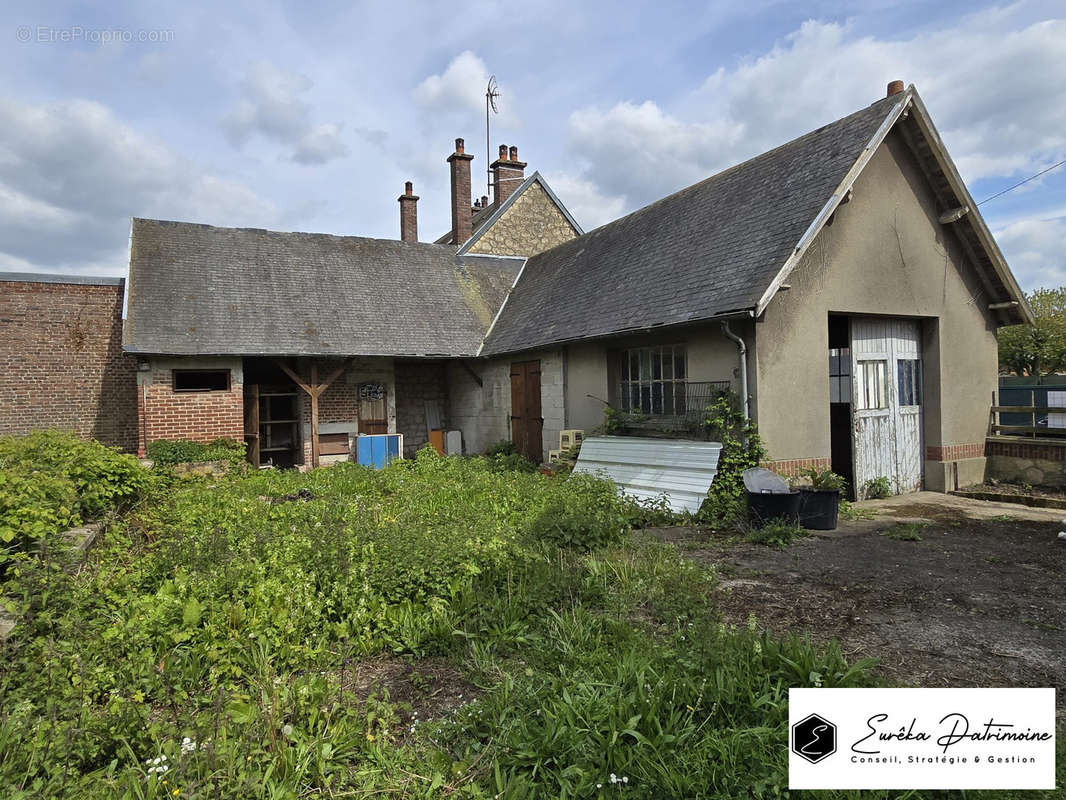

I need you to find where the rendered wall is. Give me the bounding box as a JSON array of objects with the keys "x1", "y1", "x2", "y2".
[
  {"x1": 564, "y1": 324, "x2": 754, "y2": 434},
  {"x1": 753, "y1": 130, "x2": 999, "y2": 484},
  {"x1": 0, "y1": 277, "x2": 137, "y2": 450}
]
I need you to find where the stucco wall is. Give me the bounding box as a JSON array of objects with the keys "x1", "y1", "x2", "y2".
[
  {"x1": 753, "y1": 129, "x2": 998, "y2": 481},
  {"x1": 448, "y1": 350, "x2": 564, "y2": 458},
  {"x1": 564, "y1": 324, "x2": 754, "y2": 434},
  {"x1": 466, "y1": 180, "x2": 579, "y2": 257}
]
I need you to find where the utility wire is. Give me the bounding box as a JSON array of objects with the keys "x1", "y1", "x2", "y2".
[{"x1": 977, "y1": 159, "x2": 1066, "y2": 206}]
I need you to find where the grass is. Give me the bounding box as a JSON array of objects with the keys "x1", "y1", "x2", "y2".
[
  {"x1": 881, "y1": 522, "x2": 928, "y2": 541},
  {"x1": 1, "y1": 439, "x2": 1062, "y2": 798}
]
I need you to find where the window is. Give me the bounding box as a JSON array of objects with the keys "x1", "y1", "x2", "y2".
[
  {"x1": 829, "y1": 347, "x2": 851, "y2": 403},
  {"x1": 856, "y1": 360, "x2": 887, "y2": 410},
  {"x1": 173, "y1": 369, "x2": 230, "y2": 392},
  {"x1": 897, "y1": 359, "x2": 922, "y2": 406},
  {"x1": 620, "y1": 345, "x2": 687, "y2": 415}
]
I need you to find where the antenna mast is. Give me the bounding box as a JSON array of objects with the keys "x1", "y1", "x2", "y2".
[{"x1": 485, "y1": 76, "x2": 499, "y2": 200}]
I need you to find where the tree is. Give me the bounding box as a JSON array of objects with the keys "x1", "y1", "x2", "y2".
[{"x1": 998, "y1": 287, "x2": 1066, "y2": 382}]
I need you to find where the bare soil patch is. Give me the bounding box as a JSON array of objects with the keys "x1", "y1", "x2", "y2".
[{"x1": 686, "y1": 495, "x2": 1066, "y2": 710}]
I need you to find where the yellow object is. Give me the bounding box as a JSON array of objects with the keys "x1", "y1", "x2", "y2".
[{"x1": 559, "y1": 429, "x2": 584, "y2": 450}]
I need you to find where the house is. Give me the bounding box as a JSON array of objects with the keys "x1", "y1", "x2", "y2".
[{"x1": 117, "y1": 80, "x2": 1030, "y2": 496}]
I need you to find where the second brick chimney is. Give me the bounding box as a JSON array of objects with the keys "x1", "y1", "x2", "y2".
[
  {"x1": 887, "y1": 79, "x2": 905, "y2": 97},
  {"x1": 491, "y1": 143, "x2": 527, "y2": 208},
  {"x1": 398, "y1": 181, "x2": 418, "y2": 243},
  {"x1": 447, "y1": 138, "x2": 474, "y2": 245}
]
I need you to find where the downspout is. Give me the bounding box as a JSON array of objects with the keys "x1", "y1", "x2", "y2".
[{"x1": 721, "y1": 321, "x2": 749, "y2": 420}]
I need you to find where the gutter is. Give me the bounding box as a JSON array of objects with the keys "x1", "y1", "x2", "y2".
[{"x1": 721, "y1": 320, "x2": 749, "y2": 420}]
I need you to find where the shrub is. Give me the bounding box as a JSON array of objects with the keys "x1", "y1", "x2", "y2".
[
  {"x1": 486, "y1": 452, "x2": 538, "y2": 473},
  {"x1": 699, "y1": 394, "x2": 766, "y2": 526},
  {"x1": 800, "y1": 467, "x2": 846, "y2": 492},
  {"x1": 0, "y1": 431, "x2": 149, "y2": 564},
  {"x1": 146, "y1": 437, "x2": 246, "y2": 468},
  {"x1": 746, "y1": 519, "x2": 808, "y2": 548},
  {"x1": 863, "y1": 476, "x2": 893, "y2": 499},
  {"x1": 484, "y1": 439, "x2": 518, "y2": 457},
  {"x1": 525, "y1": 473, "x2": 630, "y2": 549}
]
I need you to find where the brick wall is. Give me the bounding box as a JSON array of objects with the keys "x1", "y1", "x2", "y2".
[
  {"x1": 0, "y1": 276, "x2": 137, "y2": 450},
  {"x1": 763, "y1": 457, "x2": 832, "y2": 478},
  {"x1": 395, "y1": 360, "x2": 447, "y2": 456},
  {"x1": 927, "y1": 442, "x2": 984, "y2": 461},
  {"x1": 138, "y1": 357, "x2": 244, "y2": 454}
]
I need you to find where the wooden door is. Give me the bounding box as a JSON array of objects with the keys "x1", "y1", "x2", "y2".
[
  {"x1": 243, "y1": 383, "x2": 260, "y2": 466},
  {"x1": 851, "y1": 318, "x2": 923, "y2": 497},
  {"x1": 510, "y1": 361, "x2": 543, "y2": 464}
]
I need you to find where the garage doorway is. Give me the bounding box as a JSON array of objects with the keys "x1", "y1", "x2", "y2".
[{"x1": 850, "y1": 317, "x2": 923, "y2": 497}]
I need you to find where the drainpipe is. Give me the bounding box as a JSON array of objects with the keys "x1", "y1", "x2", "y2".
[{"x1": 721, "y1": 321, "x2": 749, "y2": 420}]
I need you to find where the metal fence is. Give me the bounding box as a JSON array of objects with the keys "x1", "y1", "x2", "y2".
[
  {"x1": 616, "y1": 380, "x2": 732, "y2": 429},
  {"x1": 995, "y1": 382, "x2": 1066, "y2": 437}
]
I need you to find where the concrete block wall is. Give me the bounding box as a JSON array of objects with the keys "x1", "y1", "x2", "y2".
[
  {"x1": 395, "y1": 360, "x2": 448, "y2": 457},
  {"x1": 137, "y1": 357, "x2": 244, "y2": 454},
  {"x1": 0, "y1": 276, "x2": 137, "y2": 450}
]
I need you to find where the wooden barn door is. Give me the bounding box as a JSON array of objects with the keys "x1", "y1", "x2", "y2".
[
  {"x1": 851, "y1": 318, "x2": 923, "y2": 497},
  {"x1": 510, "y1": 361, "x2": 543, "y2": 464}
]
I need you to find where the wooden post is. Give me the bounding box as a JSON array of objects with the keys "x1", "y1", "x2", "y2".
[
  {"x1": 310, "y1": 363, "x2": 320, "y2": 467},
  {"x1": 273, "y1": 358, "x2": 356, "y2": 469}
]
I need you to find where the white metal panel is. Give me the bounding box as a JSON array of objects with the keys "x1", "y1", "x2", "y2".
[
  {"x1": 572, "y1": 436, "x2": 721, "y2": 513},
  {"x1": 1047, "y1": 391, "x2": 1066, "y2": 429}
]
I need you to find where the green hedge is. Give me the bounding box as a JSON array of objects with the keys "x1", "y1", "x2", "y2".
[
  {"x1": 145, "y1": 437, "x2": 246, "y2": 467},
  {"x1": 0, "y1": 431, "x2": 149, "y2": 563}
]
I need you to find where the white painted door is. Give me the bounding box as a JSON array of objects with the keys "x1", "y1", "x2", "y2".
[{"x1": 851, "y1": 318, "x2": 923, "y2": 497}]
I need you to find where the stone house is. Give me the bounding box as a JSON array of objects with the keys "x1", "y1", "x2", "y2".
[{"x1": 3, "y1": 80, "x2": 1031, "y2": 497}]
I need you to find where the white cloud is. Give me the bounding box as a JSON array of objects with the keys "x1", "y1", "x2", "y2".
[
  {"x1": 542, "y1": 172, "x2": 627, "y2": 231},
  {"x1": 412, "y1": 50, "x2": 490, "y2": 114},
  {"x1": 222, "y1": 61, "x2": 349, "y2": 165},
  {"x1": 566, "y1": 11, "x2": 1066, "y2": 210},
  {"x1": 994, "y1": 216, "x2": 1066, "y2": 290},
  {"x1": 0, "y1": 97, "x2": 276, "y2": 273}
]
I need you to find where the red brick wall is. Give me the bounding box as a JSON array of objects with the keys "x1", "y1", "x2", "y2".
[
  {"x1": 0, "y1": 278, "x2": 137, "y2": 450},
  {"x1": 927, "y1": 442, "x2": 985, "y2": 461},
  {"x1": 985, "y1": 438, "x2": 1065, "y2": 461},
  {"x1": 138, "y1": 361, "x2": 243, "y2": 455},
  {"x1": 762, "y1": 457, "x2": 832, "y2": 478}
]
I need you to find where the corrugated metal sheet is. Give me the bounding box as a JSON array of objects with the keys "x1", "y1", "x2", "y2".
[{"x1": 573, "y1": 436, "x2": 722, "y2": 513}]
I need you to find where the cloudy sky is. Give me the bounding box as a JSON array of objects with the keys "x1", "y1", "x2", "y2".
[{"x1": 1, "y1": 0, "x2": 1064, "y2": 291}]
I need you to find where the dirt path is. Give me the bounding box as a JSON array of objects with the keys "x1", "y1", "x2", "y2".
[{"x1": 683, "y1": 493, "x2": 1066, "y2": 708}]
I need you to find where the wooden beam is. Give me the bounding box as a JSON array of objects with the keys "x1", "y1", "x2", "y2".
[
  {"x1": 274, "y1": 360, "x2": 313, "y2": 395},
  {"x1": 318, "y1": 357, "x2": 356, "y2": 395},
  {"x1": 310, "y1": 363, "x2": 320, "y2": 468},
  {"x1": 459, "y1": 359, "x2": 483, "y2": 387}
]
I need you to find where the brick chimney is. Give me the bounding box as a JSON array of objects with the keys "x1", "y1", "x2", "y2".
[
  {"x1": 398, "y1": 181, "x2": 418, "y2": 243},
  {"x1": 491, "y1": 143, "x2": 527, "y2": 208},
  {"x1": 447, "y1": 137, "x2": 474, "y2": 245},
  {"x1": 887, "y1": 79, "x2": 905, "y2": 97}
]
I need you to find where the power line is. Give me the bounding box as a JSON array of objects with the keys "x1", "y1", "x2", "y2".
[{"x1": 977, "y1": 159, "x2": 1066, "y2": 206}]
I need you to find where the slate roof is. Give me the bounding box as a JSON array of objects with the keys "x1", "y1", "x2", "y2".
[
  {"x1": 480, "y1": 93, "x2": 906, "y2": 355},
  {"x1": 123, "y1": 219, "x2": 521, "y2": 357}
]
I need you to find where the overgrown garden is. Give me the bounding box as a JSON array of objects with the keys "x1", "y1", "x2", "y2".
[{"x1": 1, "y1": 433, "x2": 1060, "y2": 798}]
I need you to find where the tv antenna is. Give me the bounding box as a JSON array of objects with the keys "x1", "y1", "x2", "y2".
[{"x1": 485, "y1": 75, "x2": 499, "y2": 199}]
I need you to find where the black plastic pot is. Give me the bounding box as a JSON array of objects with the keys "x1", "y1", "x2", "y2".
[
  {"x1": 798, "y1": 488, "x2": 840, "y2": 530},
  {"x1": 747, "y1": 490, "x2": 801, "y2": 526}
]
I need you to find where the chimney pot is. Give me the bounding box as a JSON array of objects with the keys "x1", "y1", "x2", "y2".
[
  {"x1": 404, "y1": 181, "x2": 413, "y2": 196},
  {"x1": 498, "y1": 144, "x2": 508, "y2": 160},
  {"x1": 509, "y1": 145, "x2": 518, "y2": 161},
  {"x1": 887, "y1": 79, "x2": 904, "y2": 97},
  {"x1": 481, "y1": 195, "x2": 489, "y2": 207},
  {"x1": 455, "y1": 137, "x2": 465, "y2": 154}
]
